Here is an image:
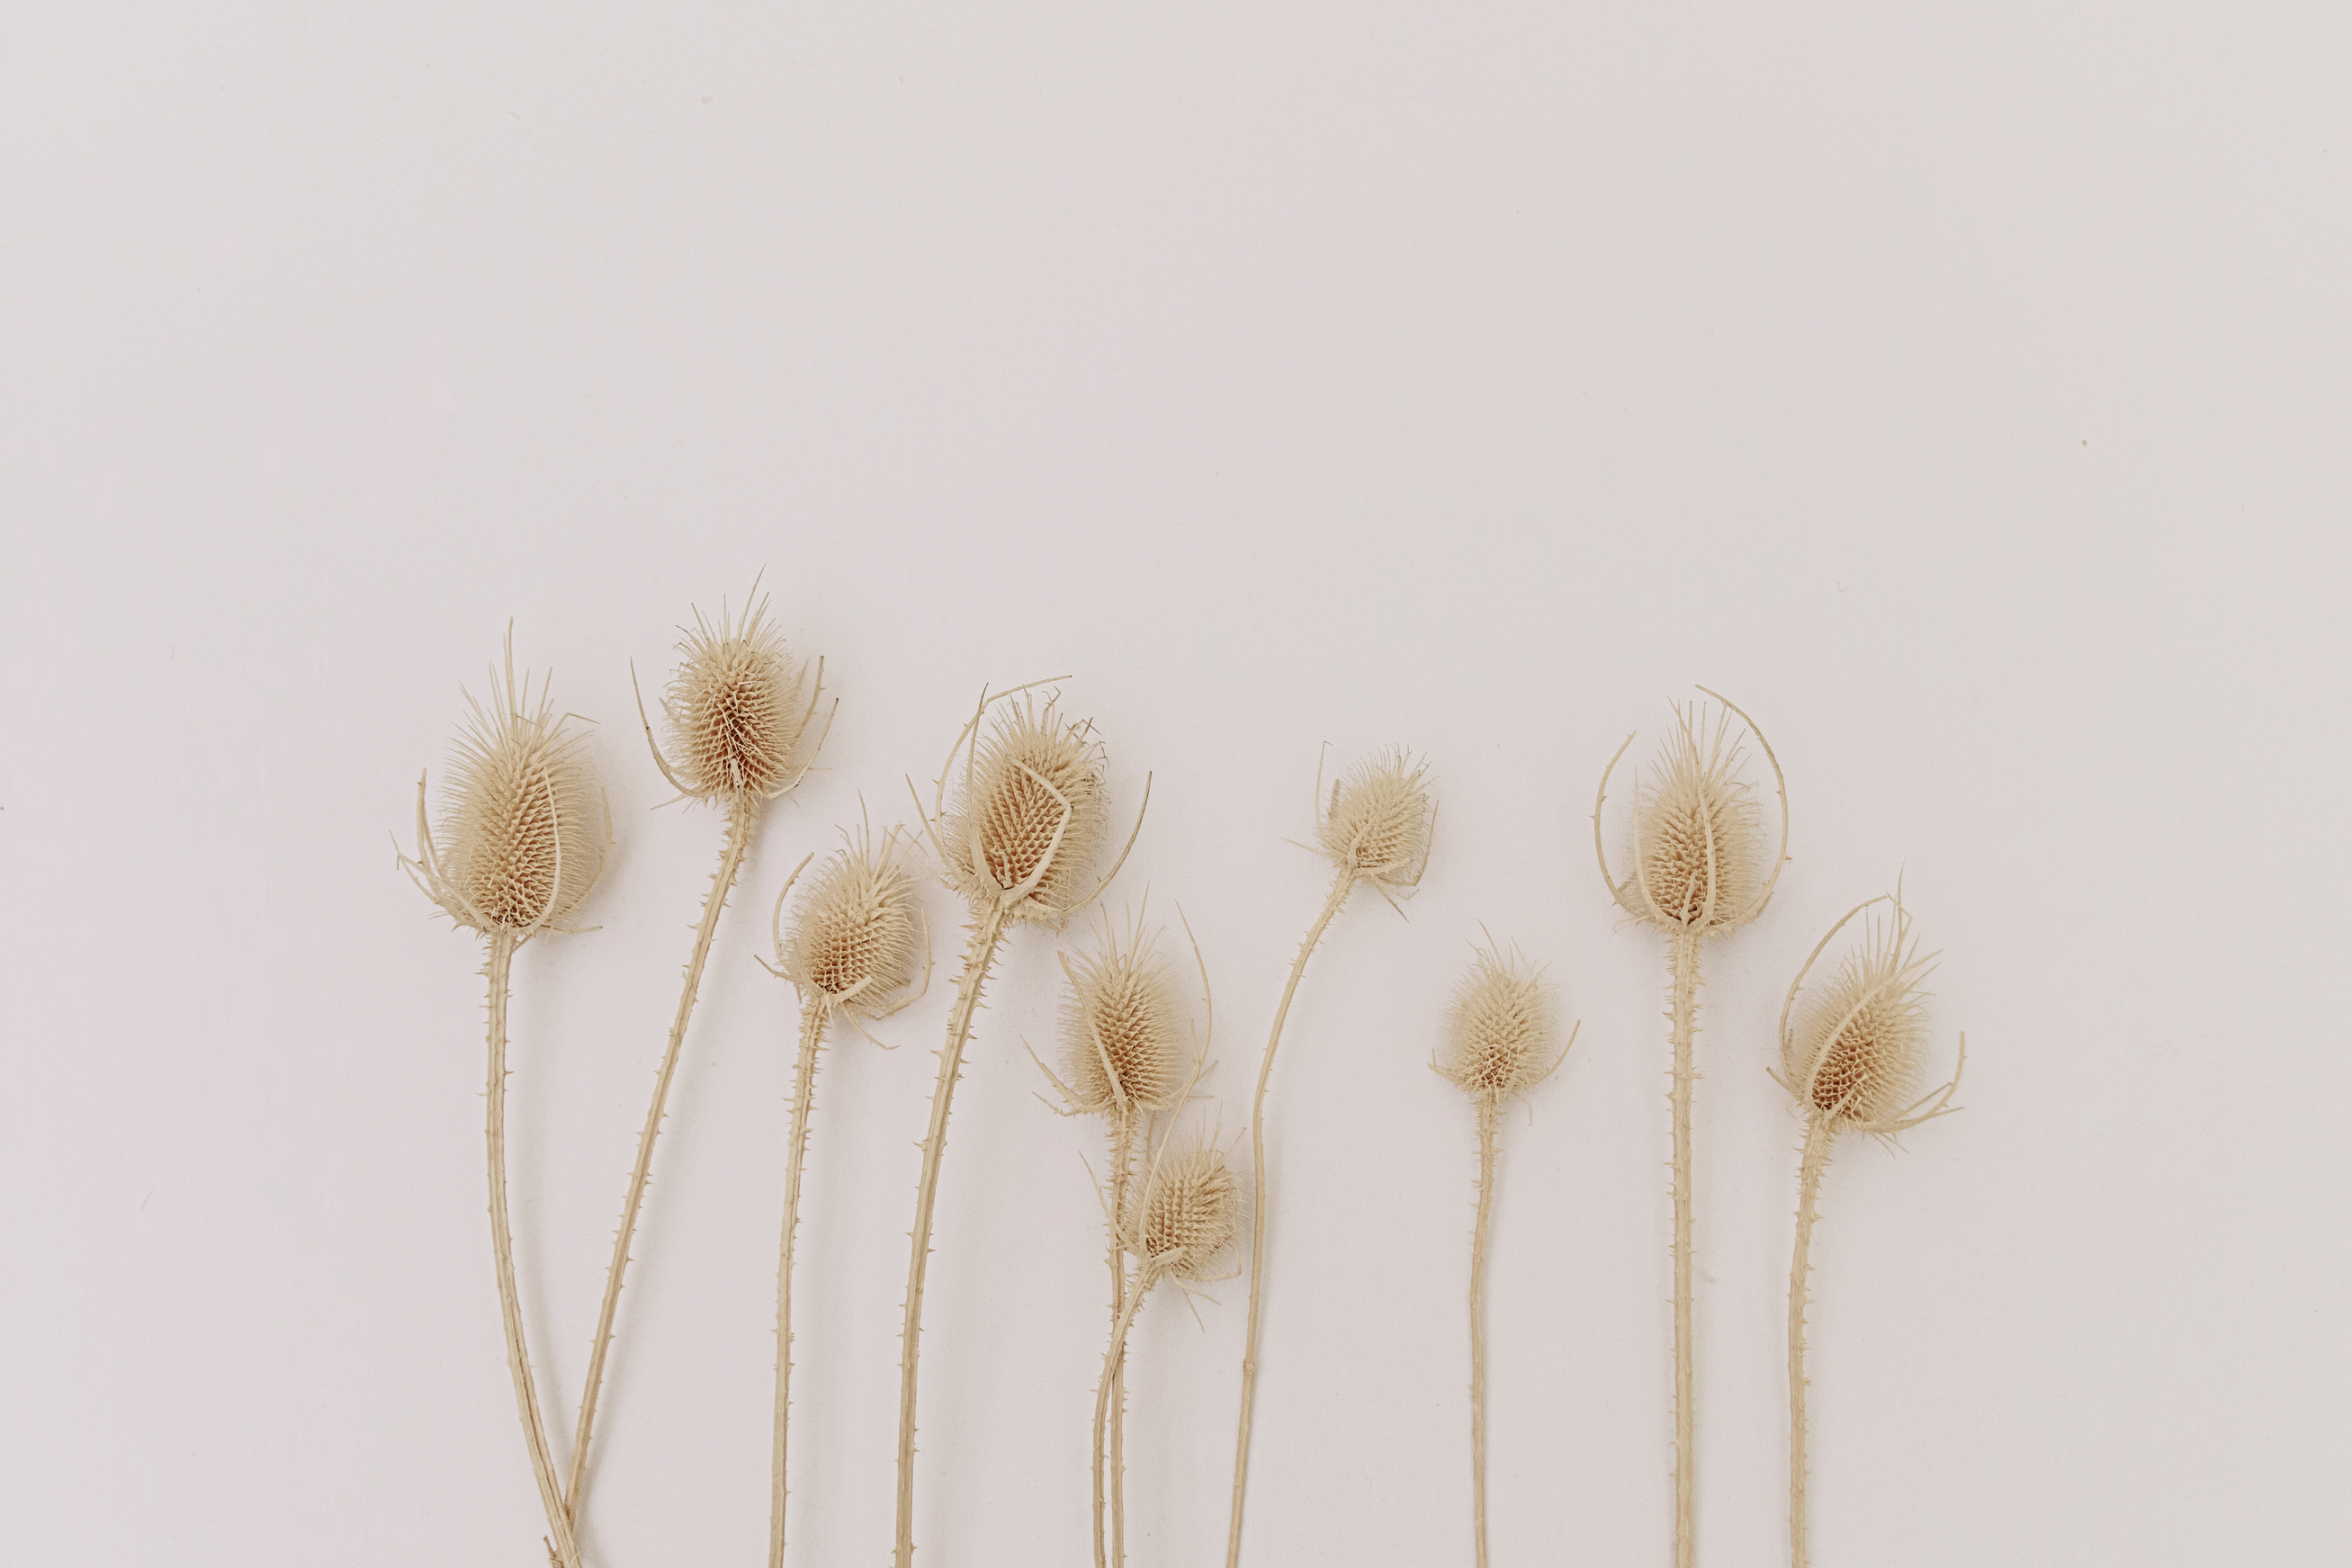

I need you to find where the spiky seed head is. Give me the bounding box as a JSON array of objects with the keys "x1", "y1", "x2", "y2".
[
  {"x1": 1438, "y1": 944, "x2": 1561, "y2": 1103},
  {"x1": 1060, "y1": 918, "x2": 1189, "y2": 1116},
  {"x1": 1620, "y1": 703, "x2": 1764, "y2": 932},
  {"x1": 409, "y1": 652, "x2": 607, "y2": 937},
  {"x1": 781, "y1": 829, "x2": 922, "y2": 1015},
  {"x1": 1132, "y1": 1142, "x2": 1239, "y2": 1281},
  {"x1": 661, "y1": 596, "x2": 811, "y2": 801},
  {"x1": 942, "y1": 697, "x2": 1108, "y2": 927},
  {"x1": 1784, "y1": 901, "x2": 1935, "y2": 1132},
  {"x1": 1319, "y1": 748, "x2": 1432, "y2": 885}
]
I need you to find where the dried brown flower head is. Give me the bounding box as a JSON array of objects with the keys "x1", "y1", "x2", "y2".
[
  {"x1": 939, "y1": 695, "x2": 1109, "y2": 927},
  {"x1": 1597, "y1": 692, "x2": 1788, "y2": 934},
  {"x1": 1778, "y1": 892, "x2": 1961, "y2": 1134},
  {"x1": 1318, "y1": 748, "x2": 1433, "y2": 885},
  {"x1": 1132, "y1": 1142, "x2": 1241, "y2": 1282},
  {"x1": 406, "y1": 646, "x2": 607, "y2": 937},
  {"x1": 1436, "y1": 942, "x2": 1568, "y2": 1104},
  {"x1": 640, "y1": 594, "x2": 820, "y2": 802},
  {"x1": 777, "y1": 827, "x2": 925, "y2": 1017},
  {"x1": 1057, "y1": 916, "x2": 1190, "y2": 1116}
]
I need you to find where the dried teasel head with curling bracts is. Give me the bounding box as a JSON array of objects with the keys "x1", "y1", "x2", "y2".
[
  {"x1": 1434, "y1": 939, "x2": 1575, "y2": 1106},
  {"x1": 402, "y1": 639, "x2": 609, "y2": 939},
  {"x1": 1316, "y1": 747, "x2": 1435, "y2": 888},
  {"x1": 768, "y1": 820, "x2": 931, "y2": 1022},
  {"x1": 635, "y1": 590, "x2": 830, "y2": 804},
  {"x1": 1038, "y1": 909, "x2": 1198, "y2": 1118},
  {"x1": 1774, "y1": 889, "x2": 1965, "y2": 1137},
  {"x1": 1127, "y1": 1138, "x2": 1242, "y2": 1284},
  {"x1": 1594, "y1": 689, "x2": 1790, "y2": 935}
]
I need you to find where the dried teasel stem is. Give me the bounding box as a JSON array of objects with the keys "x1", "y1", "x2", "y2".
[
  {"x1": 1226, "y1": 748, "x2": 1432, "y2": 1568},
  {"x1": 566, "y1": 592, "x2": 830, "y2": 1527},
  {"x1": 1593, "y1": 691, "x2": 1787, "y2": 1568}
]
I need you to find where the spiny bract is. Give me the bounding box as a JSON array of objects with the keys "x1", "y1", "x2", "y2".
[
  {"x1": 1319, "y1": 748, "x2": 1432, "y2": 884},
  {"x1": 781, "y1": 830, "x2": 922, "y2": 1013},
  {"x1": 1622, "y1": 704, "x2": 1763, "y2": 932},
  {"x1": 942, "y1": 698, "x2": 1108, "y2": 927},
  {"x1": 1438, "y1": 945, "x2": 1560, "y2": 1102},
  {"x1": 1132, "y1": 1143, "x2": 1240, "y2": 1281},
  {"x1": 662, "y1": 596, "x2": 811, "y2": 801},
  {"x1": 1060, "y1": 918, "x2": 1189, "y2": 1116},
  {"x1": 1784, "y1": 902, "x2": 1935, "y2": 1131}
]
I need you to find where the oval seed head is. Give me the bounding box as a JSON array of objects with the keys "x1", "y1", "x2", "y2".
[
  {"x1": 661, "y1": 596, "x2": 812, "y2": 801},
  {"x1": 410, "y1": 652, "x2": 607, "y2": 937},
  {"x1": 1784, "y1": 900, "x2": 1936, "y2": 1133},
  {"x1": 1620, "y1": 703, "x2": 1763, "y2": 932},
  {"x1": 942, "y1": 697, "x2": 1108, "y2": 927},
  {"x1": 1318, "y1": 748, "x2": 1433, "y2": 886},
  {"x1": 1132, "y1": 1142, "x2": 1240, "y2": 1282},
  {"x1": 780, "y1": 829, "x2": 922, "y2": 1016},
  {"x1": 1438, "y1": 943, "x2": 1562, "y2": 1104},
  {"x1": 1059, "y1": 918, "x2": 1189, "y2": 1117}
]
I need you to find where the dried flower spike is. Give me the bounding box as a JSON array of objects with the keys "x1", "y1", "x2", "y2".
[
  {"x1": 895, "y1": 683, "x2": 1145, "y2": 1568},
  {"x1": 1775, "y1": 891, "x2": 1963, "y2": 1568},
  {"x1": 1226, "y1": 747, "x2": 1433, "y2": 1568},
  {"x1": 762, "y1": 821, "x2": 928, "y2": 1568},
  {"x1": 397, "y1": 637, "x2": 607, "y2": 1568},
  {"x1": 1433, "y1": 941, "x2": 1573, "y2": 1568},
  {"x1": 1592, "y1": 690, "x2": 1788, "y2": 1568},
  {"x1": 566, "y1": 589, "x2": 832, "y2": 1534}
]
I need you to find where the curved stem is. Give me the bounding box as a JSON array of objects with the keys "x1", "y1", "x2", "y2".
[
  {"x1": 771, "y1": 998, "x2": 829, "y2": 1568},
  {"x1": 567, "y1": 800, "x2": 758, "y2": 1520},
  {"x1": 1790, "y1": 1120, "x2": 1832, "y2": 1568},
  {"x1": 483, "y1": 933, "x2": 584, "y2": 1568},
  {"x1": 1225, "y1": 867, "x2": 1357, "y2": 1568},
  {"x1": 1095, "y1": 1268, "x2": 1162, "y2": 1568},
  {"x1": 1101, "y1": 1112, "x2": 1136, "y2": 1568},
  {"x1": 1469, "y1": 1099, "x2": 1499, "y2": 1568},
  {"x1": 1668, "y1": 930, "x2": 1700, "y2": 1568},
  {"x1": 894, "y1": 901, "x2": 1010, "y2": 1568}
]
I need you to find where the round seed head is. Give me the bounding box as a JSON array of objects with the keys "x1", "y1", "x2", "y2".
[
  {"x1": 1437, "y1": 943, "x2": 1562, "y2": 1103},
  {"x1": 780, "y1": 829, "x2": 922, "y2": 1015},
  {"x1": 1132, "y1": 1142, "x2": 1240, "y2": 1281},
  {"x1": 1319, "y1": 748, "x2": 1432, "y2": 885},
  {"x1": 1621, "y1": 703, "x2": 1763, "y2": 932},
  {"x1": 661, "y1": 596, "x2": 811, "y2": 801},
  {"x1": 1059, "y1": 918, "x2": 1189, "y2": 1116},
  {"x1": 942, "y1": 697, "x2": 1108, "y2": 927},
  {"x1": 1784, "y1": 900, "x2": 1936, "y2": 1132},
  {"x1": 410, "y1": 651, "x2": 607, "y2": 937}
]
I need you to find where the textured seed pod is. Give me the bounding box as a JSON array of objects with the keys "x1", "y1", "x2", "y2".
[
  {"x1": 1618, "y1": 703, "x2": 1766, "y2": 932},
  {"x1": 408, "y1": 654, "x2": 607, "y2": 937},
  {"x1": 1437, "y1": 944, "x2": 1562, "y2": 1104},
  {"x1": 1782, "y1": 900, "x2": 1938, "y2": 1133},
  {"x1": 1132, "y1": 1142, "x2": 1240, "y2": 1282},
  {"x1": 659, "y1": 596, "x2": 812, "y2": 802},
  {"x1": 1318, "y1": 748, "x2": 1432, "y2": 885},
  {"x1": 941, "y1": 697, "x2": 1108, "y2": 927},
  {"x1": 1059, "y1": 918, "x2": 1189, "y2": 1116},
  {"x1": 780, "y1": 829, "x2": 923, "y2": 1015}
]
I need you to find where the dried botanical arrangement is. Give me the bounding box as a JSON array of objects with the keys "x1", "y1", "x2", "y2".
[
  {"x1": 567, "y1": 594, "x2": 831, "y2": 1532},
  {"x1": 895, "y1": 685, "x2": 1145, "y2": 1568},
  {"x1": 1225, "y1": 748, "x2": 1432, "y2": 1568},
  {"x1": 1773, "y1": 891, "x2": 1964, "y2": 1568},
  {"x1": 759, "y1": 822, "x2": 929, "y2": 1568},
  {"x1": 398, "y1": 639, "x2": 609, "y2": 1568},
  {"x1": 1592, "y1": 693, "x2": 1787, "y2": 1568},
  {"x1": 1029, "y1": 910, "x2": 1209, "y2": 1568},
  {"x1": 1432, "y1": 940, "x2": 1574, "y2": 1568}
]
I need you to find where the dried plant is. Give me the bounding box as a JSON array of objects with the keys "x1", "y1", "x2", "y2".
[
  {"x1": 1031, "y1": 909, "x2": 1207, "y2": 1568},
  {"x1": 1773, "y1": 891, "x2": 1964, "y2": 1568},
  {"x1": 566, "y1": 590, "x2": 831, "y2": 1531},
  {"x1": 1432, "y1": 940, "x2": 1574, "y2": 1568},
  {"x1": 1592, "y1": 692, "x2": 1788, "y2": 1568},
  {"x1": 398, "y1": 637, "x2": 608, "y2": 1568},
  {"x1": 1225, "y1": 747, "x2": 1432, "y2": 1568},
  {"x1": 896, "y1": 684, "x2": 1145, "y2": 1568},
  {"x1": 761, "y1": 820, "x2": 929, "y2": 1568}
]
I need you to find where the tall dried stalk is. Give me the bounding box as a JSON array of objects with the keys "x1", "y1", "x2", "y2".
[
  {"x1": 896, "y1": 685, "x2": 1145, "y2": 1568},
  {"x1": 566, "y1": 594, "x2": 830, "y2": 1529},
  {"x1": 399, "y1": 639, "x2": 607, "y2": 1568},
  {"x1": 1773, "y1": 892, "x2": 1963, "y2": 1567},
  {"x1": 1593, "y1": 692, "x2": 1787, "y2": 1568},
  {"x1": 761, "y1": 826, "x2": 927, "y2": 1568},
  {"x1": 1225, "y1": 748, "x2": 1432, "y2": 1568}
]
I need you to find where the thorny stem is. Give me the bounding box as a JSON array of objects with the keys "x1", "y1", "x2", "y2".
[
  {"x1": 1099, "y1": 1112, "x2": 1136, "y2": 1568},
  {"x1": 895, "y1": 900, "x2": 1011, "y2": 1568},
  {"x1": 567, "y1": 800, "x2": 758, "y2": 1521},
  {"x1": 483, "y1": 933, "x2": 584, "y2": 1568},
  {"x1": 771, "y1": 998, "x2": 829, "y2": 1568},
  {"x1": 1225, "y1": 867, "x2": 1358, "y2": 1568},
  {"x1": 1094, "y1": 1266, "x2": 1163, "y2": 1568},
  {"x1": 1668, "y1": 930, "x2": 1701, "y2": 1568},
  {"x1": 1789, "y1": 1119, "x2": 1832, "y2": 1568},
  {"x1": 1469, "y1": 1099, "x2": 1499, "y2": 1568}
]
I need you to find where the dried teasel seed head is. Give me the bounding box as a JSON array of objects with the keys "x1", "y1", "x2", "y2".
[
  {"x1": 1611, "y1": 700, "x2": 1777, "y2": 933},
  {"x1": 1130, "y1": 1142, "x2": 1240, "y2": 1282},
  {"x1": 1318, "y1": 748, "x2": 1433, "y2": 885},
  {"x1": 1437, "y1": 942, "x2": 1563, "y2": 1104},
  {"x1": 1059, "y1": 916, "x2": 1189, "y2": 1117},
  {"x1": 941, "y1": 696, "x2": 1109, "y2": 927},
  {"x1": 654, "y1": 595, "x2": 813, "y2": 802},
  {"x1": 407, "y1": 645, "x2": 608, "y2": 938},
  {"x1": 779, "y1": 828, "x2": 923, "y2": 1015},
  {"x1": 1782, "y1": 896, "x2": 1940, "y2": 1133}
]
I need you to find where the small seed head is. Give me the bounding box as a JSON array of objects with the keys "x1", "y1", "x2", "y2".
[
  {"x1": 661, "y1": 596, "x2": 811, "y2": 801},
  {"x1": 1437, "y1": 943, "x2": 1562, "y2": 1104},
  {"x1": 942, "y1": 697, "x2": 1108, "y2": 927},
  {"x1": 780, "y1": 829, "x2": 922, "y2": 1015},
  {"x1": 1620, "y1": 703, "x2": 1764, "y2": 932},
  {"x1": 1131, "y1": 1142, "x2": 1240, "y2": 1281},
  {"x1": 1059, "y1": 918, "x2": 1189, "y2": 1117},
  {"x1": 1785, "y1": 900, "x2": 1935, "y2": 1132},
  {"x1": 1319, "y1": 748, "x2": 1432, "y2": 885}
]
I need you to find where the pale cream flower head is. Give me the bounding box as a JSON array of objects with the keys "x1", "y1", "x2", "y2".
[
  {"x1": 404, "y1": 640, "x2": 608, "y2": 940},
  {"x1": 933, "y1": 690, "x2": 1123, "y2": 929},
  {"x1": 1130, "y1": 1140, "x2": 1241, "y2": 1283},
  {"x1": 1595, "y1": 690, "x2": 1789, "y2": 935},
  {"x1": 637, "y1": 592, "x2": 823, "y2": 804},
  {"x1": 1055, "y1": 912, "x2": 1191, "y2": 1118},
  {"x1": 1317, "y1": 748, "x2": 1434, "y2": 887},
  {"x1": 1775, "y1": 890, "x2": 1964, "y2": 1137},
  {"x1": 1435, "y1": 940, "x2": 1572, "y2": 1106},
  {"x1": 774, "y1": 824, "x2": 927, "y2": 1020}
]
